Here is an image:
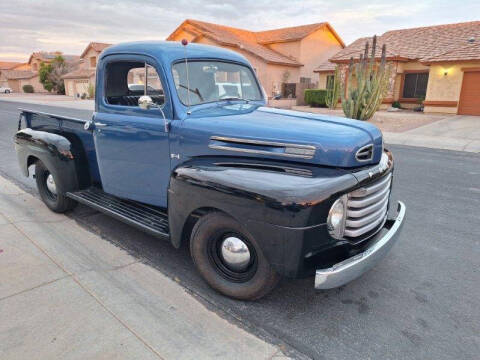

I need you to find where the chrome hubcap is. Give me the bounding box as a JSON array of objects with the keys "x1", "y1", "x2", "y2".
[
  {"x1": 46, "y1": 174, "x2": 57, "y2": 195},
  {"x1": 220, "y1": 236, "x2": 251, "y2": 271}
]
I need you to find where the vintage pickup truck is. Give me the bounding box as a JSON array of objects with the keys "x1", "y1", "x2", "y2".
[{"x1": 14, "y1": 41, "x2": 405, "y2": 300}]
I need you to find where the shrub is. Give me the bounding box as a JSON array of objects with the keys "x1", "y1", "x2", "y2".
[
  {"x1": 305, "y1": 89, "x2": 327, "y2": 107},
  {"x1": 22, "y1": 85, "x2": 34, "y2": 93},
  {"x1": 392, "y1": 101, "x2": 401, "y2": 108}
]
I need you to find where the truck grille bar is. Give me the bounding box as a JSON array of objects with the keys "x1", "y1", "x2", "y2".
[{"x1": 344, "y1": 173, "x2": 392, "y2": 239}]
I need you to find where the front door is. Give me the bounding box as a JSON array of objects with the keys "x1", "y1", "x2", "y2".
[{"x1": 93, "y1": 57, "x2": 172, "y2": 207}]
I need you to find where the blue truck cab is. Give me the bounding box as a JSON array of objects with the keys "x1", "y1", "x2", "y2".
[{"x1": 14, "y1": 41, "x2": 405, "y2": 300}]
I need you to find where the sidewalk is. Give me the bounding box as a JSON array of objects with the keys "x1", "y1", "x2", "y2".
[{"x1": 0, "y1": 175, "x2": 288, "y2": 359}]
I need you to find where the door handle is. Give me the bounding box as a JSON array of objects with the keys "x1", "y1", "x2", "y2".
[{"x1": 95, "y1": 122, "x2": 107, "y2": 127}]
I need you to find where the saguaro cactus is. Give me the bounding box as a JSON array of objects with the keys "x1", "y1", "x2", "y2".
[
  {"x1": 341, "y1": 36, "x2": 391, "y2": 120},
  {"x1": 325, "y1": 66, "x2": 341, "y2": 109}
]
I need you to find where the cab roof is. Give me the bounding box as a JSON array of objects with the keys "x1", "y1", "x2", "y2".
[{"x1": 100, "y1": 41, "x2": 251, "y2": 66}]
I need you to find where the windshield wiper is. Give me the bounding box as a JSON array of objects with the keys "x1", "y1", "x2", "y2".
[
  {"x1": 219, "y1": 97, "x2": 250, "y2": 103},
  {"x1": 178, "y1": 84, "x2": 204, "y2": 101}
]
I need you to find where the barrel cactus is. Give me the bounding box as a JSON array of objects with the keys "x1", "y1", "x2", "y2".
[{"x1": 341, "y1": 35, "x2": 391, "y2": 120}]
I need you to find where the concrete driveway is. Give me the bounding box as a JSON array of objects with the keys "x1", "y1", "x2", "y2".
[{"x1": 381, "y1": 115, "x2": 480, "y2": 152}]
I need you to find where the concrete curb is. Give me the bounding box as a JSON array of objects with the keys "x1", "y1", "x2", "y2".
[{"x1": 0, "y1": 175, "x2": 290, "y2": 359}]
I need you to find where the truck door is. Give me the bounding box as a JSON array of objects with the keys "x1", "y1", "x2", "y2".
[{"x1": 92, "y1": 56, "x2": 172, "y2": 207}]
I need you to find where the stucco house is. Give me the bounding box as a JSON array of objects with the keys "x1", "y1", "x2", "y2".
[
  {"x1": 0, "y1": 62, "x2": 36, "y2": 92},
  {"x1": 0, "y1": 70, "x2": 43, "y2": 92},
  {"x1": 28, "y1": 51, "x2": 80, "y2": 72},
  {"x1": 167, "y1": 19, "x2": 345, "y2": 104},
  {"x1": 23, "y1": 51, "x2": 80, "y2": 93},
  {"x1": 316, "y1": 21, "x2": 480, "y2": 115},
  {"x1": 63, "y1": 42, "x2": 111, "y2": 97}
]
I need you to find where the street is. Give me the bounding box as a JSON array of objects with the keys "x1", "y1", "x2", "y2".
[{"x1": 0, "y1": 100, "x2": 479, "y2": 359}]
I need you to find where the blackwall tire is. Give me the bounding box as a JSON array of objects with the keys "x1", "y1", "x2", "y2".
[
  {"x1": 35, "y1": 160, "x2": 76, "y2": 213},
  {"x1": 190, "y1": 212, "x2": 280, "y2": 300}
]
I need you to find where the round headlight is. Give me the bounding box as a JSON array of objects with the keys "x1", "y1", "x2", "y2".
[{"x1": 327, "y1": 196, "x2": 347, "y2": 239}]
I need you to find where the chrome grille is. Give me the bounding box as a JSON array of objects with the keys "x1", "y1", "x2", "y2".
[{"x1": 344, "y1": 173, "x2": 392, "y2": 238}]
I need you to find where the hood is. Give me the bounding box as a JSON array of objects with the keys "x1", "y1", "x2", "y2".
[{"x1": 180, "y1": 104, "x2": 383, "y2": 168}]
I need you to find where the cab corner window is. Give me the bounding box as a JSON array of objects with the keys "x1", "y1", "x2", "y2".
[{"x1": 105, "y1": 61, "x2": 164, "y2": 107}]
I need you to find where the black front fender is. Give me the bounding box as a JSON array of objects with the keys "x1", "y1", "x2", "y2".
[
  {"x1": 167, "y1": 158, "x2": 358, "y2": 277},
  {"x1": 14, "y1": 128, "x2": 78, "y2": 194}
]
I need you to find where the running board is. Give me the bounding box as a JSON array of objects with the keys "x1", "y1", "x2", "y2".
[{"x1": 67, "y1": 188, "x2": 169, "y2": 239}]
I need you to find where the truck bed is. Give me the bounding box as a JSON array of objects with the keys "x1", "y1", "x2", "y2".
[{"x1": 19, "y1": 108, "x2": 101, "y2": 184}]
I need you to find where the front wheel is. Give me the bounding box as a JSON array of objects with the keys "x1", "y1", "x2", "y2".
[
  {"x1": 35, "y1": 160, "x2": 76, "y2": 213},
  {"x1": 190, "y1": 212, "x2": 280, "y2": 300}
]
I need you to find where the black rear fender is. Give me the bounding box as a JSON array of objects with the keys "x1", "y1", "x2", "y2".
[{"x1": 14, "y1": 128, "x2": 79, "y2": 194}]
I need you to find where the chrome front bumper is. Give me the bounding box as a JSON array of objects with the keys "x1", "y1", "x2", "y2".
[{"x1": 315, "y1": 201, "x2": 406, "y2": 289}]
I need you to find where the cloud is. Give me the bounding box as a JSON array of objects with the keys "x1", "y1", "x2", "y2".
[{"x1": 0, "y1": 0, "x2": 479, "y2": 61}]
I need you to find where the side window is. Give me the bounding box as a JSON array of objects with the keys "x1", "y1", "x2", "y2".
[
  {"x1": 105, "y1": 61, "x2": 164, "y2": 107},
  {"x1": 402, "y1": 72, "x2": 429, "y2": 99}
]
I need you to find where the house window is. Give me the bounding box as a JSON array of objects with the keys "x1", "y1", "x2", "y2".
[
  {"x1": 402, "y1": 72, "x2": 429, "y2": 99},
  {"x1": 282, "y1": 83, "x2": 296, "y2": 98},
  {"x1": 326, "y1": 75, "x2": 335, "y2": 90},
  {"x1": 90, "y1": 57, "x2": 97, "y2": 68}
]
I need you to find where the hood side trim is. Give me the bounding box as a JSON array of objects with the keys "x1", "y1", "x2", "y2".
[{"x1": 209, "y1": 136, "x2": 316, "y2": 159}]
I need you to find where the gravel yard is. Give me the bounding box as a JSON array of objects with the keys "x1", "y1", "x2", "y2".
[{"x1": 292, "y1": 106, "x2": 452, "y2": 133}]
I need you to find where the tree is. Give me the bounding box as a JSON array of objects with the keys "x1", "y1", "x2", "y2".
[
  {"x1": 325, "y1": 66, "x2": 341, "y2": 109},
  {"x1": 340, "y1": 35, "x2": 391, "y2": 120},
  {"x1": 39, "y1": 62, "x2": 54, "y2": 92},
  {"x1": 39, "y1": 55, "x2": 71, "y2": 94}
]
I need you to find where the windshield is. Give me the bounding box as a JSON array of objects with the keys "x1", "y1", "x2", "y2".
[{"x1": 172, "y1": 61, "x2": 263, "y2": 106}]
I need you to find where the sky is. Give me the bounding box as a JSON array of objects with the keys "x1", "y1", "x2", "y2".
[{"x1": 1, "y1": 0, "x2": 479, "y2": 62}]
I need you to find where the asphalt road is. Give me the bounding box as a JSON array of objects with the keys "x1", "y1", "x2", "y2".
[{"x1": 1, "y1": 100, "x2": 479, "y2": 360}]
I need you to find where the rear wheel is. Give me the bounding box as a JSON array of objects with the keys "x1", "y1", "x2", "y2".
[
  {"x1": 35, "y1": 160, "x2": 76, "y2": 213},
  {"x1": 190, "y1": 212, "x2": 279, "y2": 300}
]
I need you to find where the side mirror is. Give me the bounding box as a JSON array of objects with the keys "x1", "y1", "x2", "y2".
[{"x1": 138, "y1": 95, "x2": 156, "y2": 110}]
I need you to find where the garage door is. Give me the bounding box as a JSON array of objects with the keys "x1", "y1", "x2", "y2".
[
  {"x1": 74, "y1": 80, "x2": 89, "y2": 97},
  {"x1": 458, "y1": 70, "x2": 480, "y2": 115}
]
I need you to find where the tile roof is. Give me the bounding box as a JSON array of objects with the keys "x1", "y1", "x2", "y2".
[
  {"x1": 28, "y1": 52, "x2": 80, "y2": 64},
  {"x1": 422, "y1": 41, "x2": 480, "y2": 63},
  {"x1": 62, "y1": 68, "x2": 95, "y2": 79},
  {"x1": 314, "y1": 59, "x2": 336, "y2": 72},
  {"x1": 256, "y1": 23, "x2": 328, "y2": 43},
  {"x1": 12, "y1": 63, "x2": 30, "y2": 70},
  {"x1": 168, "y1": 20, "x2": 344, "y2": 66},
  {"x1": 80, "y1": 42, "x2": 112, "y2": 59},
  {"x1": 330, "y1": 21, "x2": 480, "y2": 64},
  {"x1": 1, "y1": 70, "x2": 37, "y2": 80},
  {"x1": 0, "y1": 61, "x2": 22, "y2": 70}
]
